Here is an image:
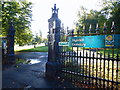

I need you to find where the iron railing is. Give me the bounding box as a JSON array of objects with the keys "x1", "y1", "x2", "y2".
[{"x1": 58, "y1": 23, "x2": 120, "y2": 89}]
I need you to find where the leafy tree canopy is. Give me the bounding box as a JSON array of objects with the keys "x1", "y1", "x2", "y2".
[
  {"x1": 2, "y1": 0, "x2": 33, "y2": 46},
  {"x1": 75, "y1": 0, "x2": 120, "y2": 33}
]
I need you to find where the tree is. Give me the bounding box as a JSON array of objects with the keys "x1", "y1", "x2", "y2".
[
  {"x1": 99, "y1": 0, "x2": 120, "y2": 32},
  {"x1": 2, "y1": 1, "x2": 33, "y2": 45},
  {"x1": 42, "y1": 38, "x2": 48, "y2": 46},
  {"x1": 33, "y1": 33, "x2": 42, "y2": 44},
  {"x1": 110, "y1": 2, "x2": 120, "y2": 31},
  {"x1": 75, "y1": 0, "x2": 120, "y2": 33},
  {"x1": 39, "y1": 29, "x2": 42, "y2": 37},
  {"x1": 75, "y1": 6, "x2": 107, "y2": 33}
]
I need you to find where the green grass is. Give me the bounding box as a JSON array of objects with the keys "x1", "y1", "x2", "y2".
[
  {"x1": 16, "y1": 46, "x2": 48, "y2": 52},
  {"x1": 97, "y1": 48, "x2": 120, "y2": 58}
]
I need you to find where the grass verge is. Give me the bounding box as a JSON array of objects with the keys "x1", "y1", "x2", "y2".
[{"x1": 16, "y1": 46, "x2": 48, "y2": 52}]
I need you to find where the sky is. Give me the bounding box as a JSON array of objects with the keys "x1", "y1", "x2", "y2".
[{"x1": 28, "y1": 0, "x2": 102, "y2": 38}]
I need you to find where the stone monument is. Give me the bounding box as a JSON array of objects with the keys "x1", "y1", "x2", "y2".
[{"x1": 46, "y1": 4, "x2": 61, "y2": 79}]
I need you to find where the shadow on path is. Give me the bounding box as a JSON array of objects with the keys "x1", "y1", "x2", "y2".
[{"x1": 2, "y1": 52, "x2": 74, "y2": 88}]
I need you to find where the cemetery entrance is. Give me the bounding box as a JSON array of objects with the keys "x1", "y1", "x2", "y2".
[{"x1": 46, "y1": 4, "x2": 120, "y2": 89}]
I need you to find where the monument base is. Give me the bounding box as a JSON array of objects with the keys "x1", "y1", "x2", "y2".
[{"x1": 46, "y1": 61, "x2": 61, "y2": 79}]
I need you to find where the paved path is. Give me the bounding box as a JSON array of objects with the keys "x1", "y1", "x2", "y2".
[
  {"x1": 14, "y1": 43, "x2": 45, "y2": 51},
  {"x1": 2, "y1": 52, "x2": 74, "y2": 88}
]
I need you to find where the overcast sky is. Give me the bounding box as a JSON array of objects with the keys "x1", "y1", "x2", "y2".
[{"x1": 28, "y1": 0, "x2": 102, "y2": 38}]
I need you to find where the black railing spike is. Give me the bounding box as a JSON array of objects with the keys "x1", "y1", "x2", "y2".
[
  {"x1": 86, "y1": 51, "x2": 88, "y2": 56},
  {"x1": 89, "y1": 24, "x2": 92, "y2": 33},
  {"x1": 116, "y1": 53, "x2": 119, "y2": 59},
  {"x1": 80, "y1": 51, "x2": 82, "y2": 56},
  {"x1": 86, "y1": 52, "x2": 88, "y2": 59},
  {"x1": 72, "y1": 29, "x2": 74, "y2": 35},
  {"x1": 74, "y1": 52, "x2": 76, "y2": 56},
  {"x1": 103, "y1": 23, "x2": 107, "y2": 33},
  {"x1": 96, "y1": 23, "x2": 99, "y2": 33},
  {"x1": 77, "y1": 29, "x2": 80, "y2": 34},
  {"x1": 67, "y1": 26, "x2": 69, "y2": 30},
  {"x1": 111, "y1": 21, "x2": 115, "y2": 33},
  {"x1": 93, "y1": 52, "x2": 95, "y2": 57},
  {"x1": 82, "y1": 26, "x2": 85, "y2": 34},
  {"x1": 66, "y1": 27, "x2": 69, "y2": 35},
  {"x1": 100, "y1": 53, "x2": 102, "y2": 57},
  {"x1": 108, "y1": 52, "x2": 110, "y2": 59}
]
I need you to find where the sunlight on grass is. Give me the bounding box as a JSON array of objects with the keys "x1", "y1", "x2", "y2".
[
  {"x1": 97, "y1": 48, "x2": 120, "y2": 58},
  {"x1": 16, "y1": 46, "x2": 48, "y2": 52}
]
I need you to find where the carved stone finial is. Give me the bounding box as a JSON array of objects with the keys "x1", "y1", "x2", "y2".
[
  {"x1": 54, "y1": 4, "x2": 56, "y2": 10},
  {"x1": 52, "y1": 4, "x2": 59, "y2": 14}
]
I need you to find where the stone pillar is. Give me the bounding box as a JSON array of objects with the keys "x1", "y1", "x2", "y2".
[
  {"x1": 6, "y1": 22, "x2": 15, "y2": 64},
  {"x1": 46, "y1": 4, "x2": 61, "y2": 79}
]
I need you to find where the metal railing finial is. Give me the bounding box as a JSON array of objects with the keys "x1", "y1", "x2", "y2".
[
  {"x1": 111, "y1": 21, "x2": 115, "y2": 33},
  {"x1": 89, "y1": 24, "x2": 92, "y2": 33},
  {"x1": 103, "y1": 22, "x2": 107, "y2": 33},
  {"x1": 96, "y1": 23, "x2": 99, "y2": 33}
]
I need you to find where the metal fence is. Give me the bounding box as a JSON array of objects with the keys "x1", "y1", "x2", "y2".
[{"x1": 58, "y1": 23, "x2": 120, "y2": 89}]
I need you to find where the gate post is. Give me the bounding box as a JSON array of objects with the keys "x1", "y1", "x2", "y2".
[
  {"x1": 46, "y1": 4, "x2": 61, "y2": 79},
  {"x1": 6, "y1": 22, "x2": 16, "y2": 64}
]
